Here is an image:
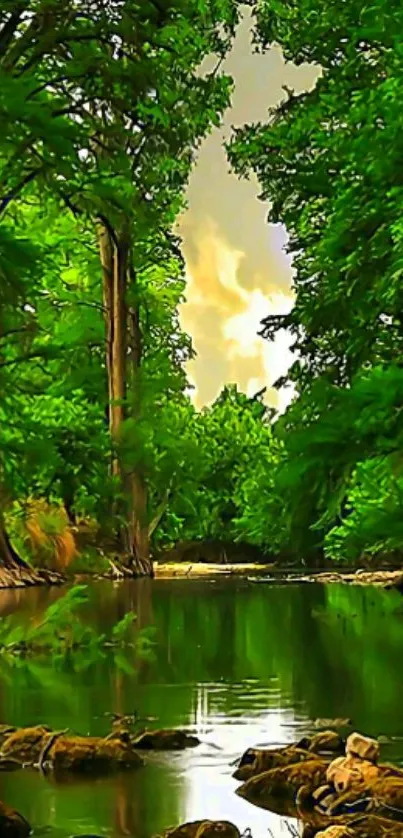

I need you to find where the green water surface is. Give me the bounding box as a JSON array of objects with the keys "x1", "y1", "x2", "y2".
[{"x1": 0, "y1": 577, "x2": 402, "y2": 838}]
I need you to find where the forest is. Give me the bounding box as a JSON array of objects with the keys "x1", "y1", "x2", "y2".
[
  {"x1": 1, "y1": 0, "x2": 402, "y2": 585},
  {"x1": 2, "y1": 3, "x2": 403, "y2": 838}
]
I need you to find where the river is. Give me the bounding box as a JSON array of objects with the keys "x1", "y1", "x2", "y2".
[{"x1": 0, "y1": 577, "x2": 403, "y2": 837}]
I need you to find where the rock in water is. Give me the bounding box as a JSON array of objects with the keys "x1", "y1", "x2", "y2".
[
  {"x1": 159, "y1": 822, "x2": 240, "y2": 838},
  {"x1": 236, "y1": 759, "x2": 328, "y2": 810},
  {"x1": 132, "y1": 729, "x2": 200, "y2": 750},
  {"x1": 51, "y1": 734, "x2": 143, "y2": 774},
  {"x1": 346, "y1": 732, "x2": 379, "y2": 763},
  {"x1": 0, "y1": 801, "x2": 30, "y2": 837},
  {"x1": 233, "y1": 745, "x2": 312, "y2": 780}
]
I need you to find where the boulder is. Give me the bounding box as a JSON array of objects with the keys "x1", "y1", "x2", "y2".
[
  {"x1": 51, "y1": 734, "x2": 143, "y2": 774},
  {"x1": 236, "y1": 759, "x2": 328, "y2": 810},
  {"x1": 0, "y1": 801, "x2": 30, "y2": 837},
  {"x1": 233, "y1": 745, "x2": 312, "y2": 780},
  {"x1": 160, "y1": 822, "x2": 240, "y2": 838},
  {"x1": 132, "y1": 729, "x2": 200, "y2": 750},
  {"x1": 326, "y1": 755, "x2": 380, "y2": 793},
  {"x1": 346, "y1": 733, "x2": 379, "y2": 764}
]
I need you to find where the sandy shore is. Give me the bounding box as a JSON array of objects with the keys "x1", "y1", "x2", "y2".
[
  {"x1": 153, "y1": 564, "x2": 403, "y2": 587},
  {"x1": 154, "y1": 562, "x2": 272, "y2": 578}
]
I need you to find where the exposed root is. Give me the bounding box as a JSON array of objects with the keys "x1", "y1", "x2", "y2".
[{"x1": 0, "y1": 565, "x2": 64, "y2": 589}]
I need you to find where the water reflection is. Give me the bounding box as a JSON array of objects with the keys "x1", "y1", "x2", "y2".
[{"x1": 0, "y1": 578, "x2": 402, "y2": 836}]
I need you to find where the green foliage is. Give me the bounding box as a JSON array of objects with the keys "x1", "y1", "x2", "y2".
[
  {"x1": 224, "y1": 1, "x2": 403, "y2": 564},
  {"x1": 154, "y1": 385, "x2": 280, "y2": 548},
  {"x1": 0, "y1": 0, "x2": 245, "y2": 565}
]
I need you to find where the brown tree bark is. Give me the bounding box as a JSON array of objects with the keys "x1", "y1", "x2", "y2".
[
  {"x1": 127, "y1": 282, "x2": 153, "y2": 576},
  {"x1": 98, "y1": 226, "x2": 153, "y2": 577},
  {"x1": 98, "y1": 224, "x2": 127, "y2": 476}
]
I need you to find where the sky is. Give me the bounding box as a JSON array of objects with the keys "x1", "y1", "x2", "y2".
[{"x1": 178, "y1": 8, "x2": 319, "y2": 412}]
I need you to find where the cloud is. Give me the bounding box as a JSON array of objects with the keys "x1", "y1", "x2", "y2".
[
  {"x1": 179, "y1": 216, "x2": 294, "y2": 410},
  {"x1": 178, "y1": 8, "x2": 320, "y2": 411}
]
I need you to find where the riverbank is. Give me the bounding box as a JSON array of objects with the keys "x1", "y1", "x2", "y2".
[
  {"x1": 1, "y1": 557, "x2": 403, "y2": 589},
  {"x1": 153, "y1": 563, "x2": 403, "y2": 588},
  {"x1": 153, "y1": 562, "x2": 273, "y2": 578}
]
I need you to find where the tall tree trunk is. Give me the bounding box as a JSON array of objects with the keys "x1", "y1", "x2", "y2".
[
  {"x1": 98, "y1": 224, "x2": 127, "y2": 477},
  {"x1": 98, "y1": 226, "x2": 153, "y2": 577},
  {"x1": 128, "y1": 289, "x2": 153, "y2": 577}
]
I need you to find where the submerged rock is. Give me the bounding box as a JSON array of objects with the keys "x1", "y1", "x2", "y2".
[
  {"x1": 236, "y1": 759, "x2": 328, "y2": 810},
  {"x1": 159, "y1": 821, "x2": 240, "y2": 838},
  {"x1": 0, "y1": 800, "x2": 30, "y2": 837},
  {"x1": 132, "y1": 729, "x2": 200, "y2": 750},
  {"x1": 233, "y1": 745, "x2": 312, "y2": 780}
]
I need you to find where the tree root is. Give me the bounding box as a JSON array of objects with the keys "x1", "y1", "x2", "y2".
[{"x1": 0, "y1": 565, "x2": 64, "y2": 589}]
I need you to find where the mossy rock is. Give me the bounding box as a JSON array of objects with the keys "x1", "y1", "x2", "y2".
[
  {"x1": 51, "y1": 734, "x2": 143, "y2": 774},
  {"x1": 233, "y1": 745, "x2": 312, "y2": 780},
  {"x1": 236, "y1": 759, "x2": 328, "y2": 810},
  {"x1": 132, "y1": 729, "x2": 200, "y2": 750}
]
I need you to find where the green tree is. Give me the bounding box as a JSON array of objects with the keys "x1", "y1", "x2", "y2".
[
  {"x1": 229, "y1": 0, "x2": 403, "y2": 389},
  {"x1": 0, "y1": 1, "x2": 240, "y2": 577},
  {"x1": 226, "y1": 0, "x2": 403, "y2": 564}
]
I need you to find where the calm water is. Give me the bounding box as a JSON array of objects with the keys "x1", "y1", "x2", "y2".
[{"x1": 0, "y1": 577, "x2": 403, "y2": 838}]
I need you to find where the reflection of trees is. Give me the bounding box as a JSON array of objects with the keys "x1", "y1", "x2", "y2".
[{"x1": 0, "y1": 579, "x2": 403, "y2": 835}]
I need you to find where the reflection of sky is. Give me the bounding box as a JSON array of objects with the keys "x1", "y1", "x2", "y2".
[
  {"x1": 179, "y1": 10, "x2": 320, "y2": 410},
  {"x1": 175, "y1": 682, "x2": 308, "y2": 837}
]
